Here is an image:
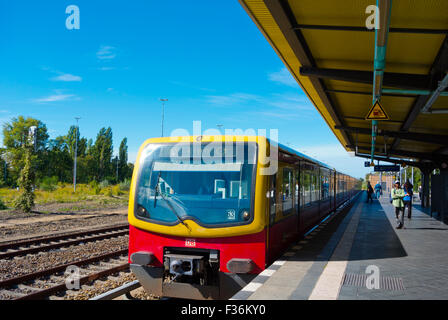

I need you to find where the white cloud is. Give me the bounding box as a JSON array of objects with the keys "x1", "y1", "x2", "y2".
[
  {"x1": 205, "y1": 92, "x2": 313, "y2": 119},
  {"x1": 97, "y1": 45, "x2": 117, "y2": 60},
  {"x1": 41, "y1": 67, "x2": 82, "y2": 82},
  {"x1": 33, "y1": 93, "x2": 79, "y2": 103},
  {"x1": 268, "y1": 68, "x2": 298, "y2": 87},
  {"x1": 254, "y1": 111, "x2": 300, "y2": 119},
  {"x1": 51, "y1": 73, "x2": 82, "y2": 82},
  {"x1": 206, "y1": 93, "x2": 263, "y2": 106},
  {"x1": 98, "y1": 67, "x2": 115, "y2": 71}
]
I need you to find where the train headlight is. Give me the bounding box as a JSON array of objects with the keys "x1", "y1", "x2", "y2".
[
  {"x1": 240, "y1": 209, "x2": 250, "y2": 221},
  {"x1": 136, "y1": 205, "x2": 149, "y2": 218}
]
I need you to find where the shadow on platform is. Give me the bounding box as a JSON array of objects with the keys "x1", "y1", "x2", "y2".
[
  {"x1": 348, "y1": 199, "x2": 407, "y2": 261},
  {"x1": 287, "y1": 197, "x2": 407, "y2": 263}
]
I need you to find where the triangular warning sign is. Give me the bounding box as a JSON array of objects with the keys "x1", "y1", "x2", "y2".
[{"x1": 365, "y1": 100, "x2": 389, "y2": 120}]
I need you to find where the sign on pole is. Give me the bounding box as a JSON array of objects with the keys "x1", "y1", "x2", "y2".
[
  {"x1": 365, "y1": 100, "x2": 389, "y2": 120},
  {"x1": 374, "y1": 165, "x2": 400, "y2": 172}
]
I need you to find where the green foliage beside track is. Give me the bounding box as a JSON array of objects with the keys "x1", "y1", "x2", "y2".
[
  {"x1": 0, "y1": 115, "x2": 134, "y2": 212},
  {"x1": 13, "y1": 148, "x2": 35, "y2": 212}
]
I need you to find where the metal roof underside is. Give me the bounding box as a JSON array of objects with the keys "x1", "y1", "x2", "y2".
[{"x1": 239, "y1": 0, "x2": 448, "y2": 169}]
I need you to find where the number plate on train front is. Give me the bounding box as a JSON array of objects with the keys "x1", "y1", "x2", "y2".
[{"x1": 185, "y1": 239, "x2": 196, "y2": 247}]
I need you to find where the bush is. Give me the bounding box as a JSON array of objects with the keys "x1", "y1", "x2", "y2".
[
  {"x1": 39, "y1": 176, "x2": 59, "y2": 191},
  {"x1": 0, "y1": 198, "x2": 7, "y2": 210},
  {"x1": 112, "y1": 185, "x2": 122, "y2": 196},
  {"x1": 102, "y1": 187, "x2": 113, "y2": 197},
  {"x1": 14, "y1": 149, "x2": 35, "y2": 213},
  {"x1": 89, "y1": 180, "x2": 101, "y2": 195},
  {"x1": 119, "y1": 179, "x2": 131, "y2": 191},
  {"x1": 99, "y1": 180, "x2": 110, "y2": 189},
  {"x1": 105, "y1": 176, "x2": 118, "y2": 185}
]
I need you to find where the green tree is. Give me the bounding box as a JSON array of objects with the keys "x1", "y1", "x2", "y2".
[
  {"x1": 2, "y1": 116, "x2": 49, "y2": 183},
  {"x1": 118, "y1": 138, "x2": 128, "y2": 181},
  {"x1": 45, "y1": 136, "x2": 72, "y2": 182},
  {"x1": 91, "y1": 127, "x2": 113, "y2": 181},
  {"x1": 0, "y1": 148, "x2": 9, "y2": 186},
  {"x1": 66, "y1": 126, "x2": 87, "y2": 159}
]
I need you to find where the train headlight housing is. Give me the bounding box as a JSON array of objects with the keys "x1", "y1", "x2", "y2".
[
  {"x1": 240, "y1": 209, "x2": 250, "y2": 221},
  {"x1": 136, "y1": 205, "x2": 149, "y2": 218}
]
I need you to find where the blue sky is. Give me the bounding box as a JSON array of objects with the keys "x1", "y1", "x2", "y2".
[{"x1": 0, "y1": 1, "x2": 371, "y2": 178}]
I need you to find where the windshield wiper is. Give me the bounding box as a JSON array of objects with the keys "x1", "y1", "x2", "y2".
[
  {"x1": 153, "y1": 171, "x2": 190, "y2": 231},
  {"x1": 158, "y1": 191, "x2": 191, "y2": 231}
]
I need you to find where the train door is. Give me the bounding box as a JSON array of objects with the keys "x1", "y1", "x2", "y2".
[
  {"x1": 317, "y1": 167, "x2": 321, "y2": 217},
  {"x1": 267, "y1": 172, "x2": 279, "y2": 263},
  {"x1": 281, "y1": 167, "x2": 297, "y2": 245},
  {"x1": 333, "y1": 170, "x2": 336, "y2": 210},
  {"x1": 294, "y1": 166, "x2": 301, "y2": 235}
]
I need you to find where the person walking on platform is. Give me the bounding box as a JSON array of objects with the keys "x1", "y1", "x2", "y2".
[
  {"x1": 418, "y1": 185, "x2": 422, "y2": 201},
  {"x1": 403, "y1": 179, "x2": 413, "y2": 219},
  {"x1": 366, "y1": 181, "x2": 374, "y2": 203},
  {"x1": 374, "y1": 182, "x2": 382, "y2": 199},
  {"x1": 392, "y1": 181, "x2": 405, "y2": 229}
]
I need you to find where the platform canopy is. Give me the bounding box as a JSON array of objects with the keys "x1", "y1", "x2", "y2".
[{"x1": 239, "y1": 0, "x2": 448, "y2": 169}]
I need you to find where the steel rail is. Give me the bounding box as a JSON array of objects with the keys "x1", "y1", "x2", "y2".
[
  {"x1": 0, "y1": 223, "x2": 129, "y2": 250},
  {"x1": 0, "y1": 249, "x2": 128, "y2": 288},
  {"x1": 17, "y1": 263, "x2": 130, "y2": 300},
  {"x1": 89, "y1": 280, "x2": 141, "y2": 300},
  {"x1": 0, "y1": 229, "x2": 128, "y2": 259}
]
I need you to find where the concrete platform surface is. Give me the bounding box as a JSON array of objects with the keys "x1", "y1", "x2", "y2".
[{"x1": 232, "y1": 194, "x2": 448, "y2": 300}]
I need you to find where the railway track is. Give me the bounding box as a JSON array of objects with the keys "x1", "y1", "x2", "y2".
[
  {"x1": 0, "y1": 249, "x2": 129, "y2": 300},
  {"x1": 0, "y1": 224, "x2": 129, "y2": 259},
  {"x1": 90, "y1": 280, "x2": 141, "y2": 300}
]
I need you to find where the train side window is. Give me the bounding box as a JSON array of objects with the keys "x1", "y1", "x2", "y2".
[
  {"x1": 269, "y1": 174, "x2": 277, "y2": 225},
  {"x1": 282, "y1": 168, "x2": 293, "y2": 215},
  {"x1": 320, "y1": 169, "x2": 330, "y2": 200},
  {"x1": 301, "y1": 168, "x2": 311, "y2": 206}
]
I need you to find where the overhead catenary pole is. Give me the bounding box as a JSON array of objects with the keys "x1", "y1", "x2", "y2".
[
  {"x1": 160, "y1": 99, "x2": 168, "y2": 137},
  {"x1": 73, "y1": 117, "x2": 81, "y2": 192}
]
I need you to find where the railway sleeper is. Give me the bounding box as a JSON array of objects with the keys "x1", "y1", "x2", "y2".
[{"x1": 17, "y1": 284, "x2": 41, "y2": 292}]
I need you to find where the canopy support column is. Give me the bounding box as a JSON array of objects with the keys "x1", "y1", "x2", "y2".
[{"x1": 371, "y1": 0, "x2": 392, "y2": 164}]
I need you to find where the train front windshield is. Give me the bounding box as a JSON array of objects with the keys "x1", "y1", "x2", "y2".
[{"x1": 134, "y1": 142, "x2": 257, "y2": 227}]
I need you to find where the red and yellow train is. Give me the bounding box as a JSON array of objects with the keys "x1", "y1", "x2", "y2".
[{"x1": 128, "y1": 136, "x2": 358, "y2": 299}]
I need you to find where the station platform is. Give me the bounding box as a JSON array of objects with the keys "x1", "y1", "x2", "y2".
[{"x1": 232, "y1": 193, "x2": 448, "y2": 300}]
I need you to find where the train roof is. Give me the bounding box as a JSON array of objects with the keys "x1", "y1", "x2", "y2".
[
  {"x1": 141, "y1": 135, "x2": 355, "y2": 178},
  {"x1": 270, "y1": 140, "x2": 355, "y2": 178},
  {"x1": 274, "y1": 141, "x2": 333, "y2": 170}
]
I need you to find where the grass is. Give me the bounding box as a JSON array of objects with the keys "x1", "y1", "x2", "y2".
[{"x1": 0, "y1": 183, "x2": 130, "y2": 209}]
